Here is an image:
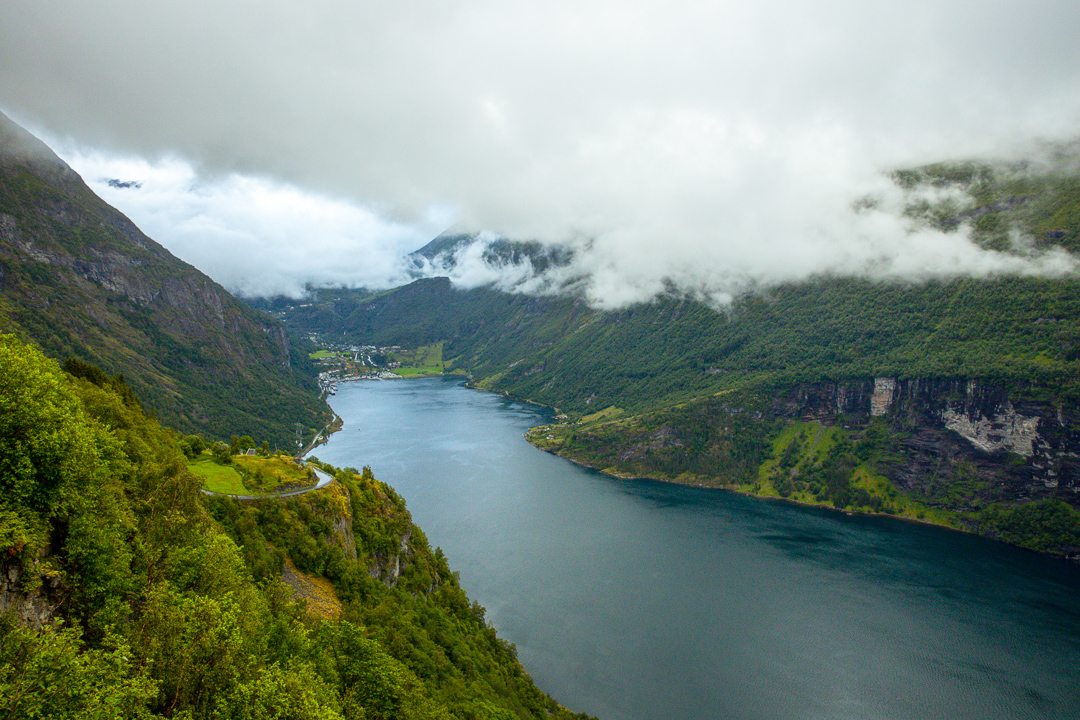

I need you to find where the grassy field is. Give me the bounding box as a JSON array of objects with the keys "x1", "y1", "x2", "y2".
[
  {"x1": 391, "y1": 342, "x2": 445, "y2": 377},
  {"x1": 581, "y1": 406, "x2": 626, "y2": 424},
  {"x1": 187, "y1": 453, "x2": 315, "y2": 494},
  {"x1": 308, "y1": 350, "x2": 346, "y2": 359},
  {"x1": 187, "y1": 455, "x2": 248, "y2": 494},
  {"x1": 233, "y1": 455, "x2": 313, "y2": 491}
]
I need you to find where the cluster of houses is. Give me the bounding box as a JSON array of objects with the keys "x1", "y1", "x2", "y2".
[{"x1": 313, "y1": 341, "x2": 405, "y2": 396}]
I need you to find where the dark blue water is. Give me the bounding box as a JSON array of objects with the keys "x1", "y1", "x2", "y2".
[{"x1": 314, "y1": 376, "x2": 1080, "y2": 720}]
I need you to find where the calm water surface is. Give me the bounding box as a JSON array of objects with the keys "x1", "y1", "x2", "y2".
[{"x1": 315, "y1": 377, "x2": 1080, "y2": 720}]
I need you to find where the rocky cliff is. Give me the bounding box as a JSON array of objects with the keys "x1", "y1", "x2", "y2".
[
  {"x1": 0, "y1": 556, "x2": 59, "y2": 631},
  {"x1": 771, "y1": 377, "x2": 1080, "y2": 510}
]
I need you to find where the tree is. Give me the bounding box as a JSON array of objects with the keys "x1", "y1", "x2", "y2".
[
  {"x1": 181, "y1": 434, "x2": 207, "y2": 459},
  {"x1": 211, "y1": 441, "x2": 233, "y2": 465},
  {"x1": 0, "y1": 336, "x2": 137, "y2": 631},
  {"x1": 0, "y1": 335, "x2": 105, "y2": 516},
  {"x1": 0, "y1": 622, "x2": 156, "y2": 719}
]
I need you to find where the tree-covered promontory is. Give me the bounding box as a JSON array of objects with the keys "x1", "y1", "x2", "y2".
[{"x1": 0, "y1": 335, "x2": 592, "y2": 719}]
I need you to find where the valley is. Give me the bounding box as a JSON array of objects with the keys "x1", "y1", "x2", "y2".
[
  {"x1": 4, "y1": 1, "x2": 1080, "y2": 717},
  {"x1": 2, "y1": 105, "x2": 1080, "y2": 719},
  {"x1": 0, "y1": 112, "x2": 596, "y2": 719},
  {"x1": 278, "y1": 266, "x2": 1080, "y2": 560}
]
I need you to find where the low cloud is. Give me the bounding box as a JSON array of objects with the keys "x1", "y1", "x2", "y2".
[
  {"x1": 56, "y1": 147, "x2": 450, "y2": 297},
  {"x1": 410, "y1": 144, "x2": 1080, "y2": 309},
  {"x1": 3, "y1": 0, "x2": 1079, "y2": 304}
]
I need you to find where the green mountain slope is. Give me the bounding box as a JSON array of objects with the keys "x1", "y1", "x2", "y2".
[
  {"x1": 0, "y1": 112, "x2": 327, "y2": 446},
  {"x1": 280, "y1": 273, "x2": 1080, "y2": 414},
  {"x1": 0, "y1": 335, "x2": 592, "y2": 719}
]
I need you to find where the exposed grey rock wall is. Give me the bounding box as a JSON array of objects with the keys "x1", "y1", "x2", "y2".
[
  {"x1": 0, "y1": 558, "x2": 57, "y2": 631},
  {"x1": 771, "y1": 377, "x2": 1080, "y2": 508},
  {"x1": 367, "y1": 527, "x2": 414, "y2": 587}
]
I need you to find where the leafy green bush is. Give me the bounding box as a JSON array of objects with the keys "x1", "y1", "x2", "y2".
[{"x1": 981, "y1": 500, "x2": 1080, "y2": 552}]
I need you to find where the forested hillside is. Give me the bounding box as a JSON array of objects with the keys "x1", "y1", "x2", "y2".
[
  {"x1": 274, "y1": 153, "x2": 1080, "y2": 558},
  {"x1": 0, "y1": 112, "x2": 327, "y2": 447},
  {"x1": 0, "y1": 335, "x2": 591, "y2": 719},
  {"x1": 278, "y1": 273, "x2": 1080, "y2": 416}
]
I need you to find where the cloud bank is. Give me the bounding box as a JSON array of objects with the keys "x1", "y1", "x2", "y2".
[
  {"x1": 3, "y1": 0, "x2": 1079, "y2": 303},
  {"x1": 56, "y1": 147, "x2": 448, "y2": 297}
]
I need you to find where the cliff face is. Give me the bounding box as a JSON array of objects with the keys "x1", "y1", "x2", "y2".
[
  {"x1": 0, "y1": 112, "x2": 325, "y2": 444},
  {"x1": 772, "y1": 377, "x2": 1080, "y2": 509},
  {"x1": 0, "y1": 557, "x2": 58, "y2": 631},
  {"x1": 367, "y1": 526, "x2": 414, "y2": 587},
  {"x1": 301, "y1": 482, "x2": 358, "y2": 562}
]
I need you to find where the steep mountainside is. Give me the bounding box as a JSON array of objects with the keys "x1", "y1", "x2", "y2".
[
  {"x1": 0, "y1": 335, "x2": 592, "y2": 719},
  {"x1": 0, "y1": 112, "x2": 327, "y2": 445}
]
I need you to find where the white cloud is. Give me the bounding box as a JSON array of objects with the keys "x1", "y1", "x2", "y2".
[
  {"x1": 53, "y1": 147, "x2": 451, "y2": 297},
  {"x1": 2, "y1": 0, "x2": 1078, "y2": 303}
]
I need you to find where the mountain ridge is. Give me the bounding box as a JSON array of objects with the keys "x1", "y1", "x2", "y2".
[{"x1": 0, "y1": 112, "x2": 327, "y2": 446}]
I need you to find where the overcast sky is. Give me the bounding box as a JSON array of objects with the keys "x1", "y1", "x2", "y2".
[{"x1": 3, "y1": 0, "x2": 1079, "y2": 304}]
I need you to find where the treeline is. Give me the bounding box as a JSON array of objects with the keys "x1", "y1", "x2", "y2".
[{"x1": 0, "y1": 335, "x2": 591, "y2": 719}]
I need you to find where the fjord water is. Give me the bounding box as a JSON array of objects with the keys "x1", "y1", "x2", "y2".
[{"x1": 315, "y1": 377, "x2": 1080, "y2": 720}]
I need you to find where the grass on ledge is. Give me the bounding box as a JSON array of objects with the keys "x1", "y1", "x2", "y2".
[
  {"x1": 187, "y1": 455, "x2": 247, "y2": 494},
  {"x1": 187, "y1": 453, "x2": 315, "y2": 495}
]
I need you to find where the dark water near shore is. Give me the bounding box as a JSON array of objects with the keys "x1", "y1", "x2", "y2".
[{"x1": 315, "y1": 376, "x2": 1080, "y2": 720}]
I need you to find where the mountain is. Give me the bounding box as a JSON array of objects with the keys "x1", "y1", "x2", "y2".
[
  {"x1": 0, "y1": 334, "x2": 594, "y2": 719},
  {"x1": 275, "y1": 154, "x2": 1080, "y2": 558},
  {"x1": 0, "y1": 115, "x2": 593, "y2": 718},
  {"x1": 409, "y1": 231, "x2": 576, "y2": 276},
  {"x1": 0, "y1": 112, "x2": 327, "y2": 447}
]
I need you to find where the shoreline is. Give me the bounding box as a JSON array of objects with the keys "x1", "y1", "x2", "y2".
[
  {"x1": 525, "y1": 434, "x2": 979, "y2": 536},
  {"x1": 524, "y1": 433, "x2": 1080, "y2": 563},
  {"x1": 326, "y1": 374, "x2": 967, "y2": 537},
  {"x1": 314, "y1": 373, "x2": 1077, "y2": 563}
]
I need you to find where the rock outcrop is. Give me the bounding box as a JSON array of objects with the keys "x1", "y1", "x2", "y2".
[
  {"x1": 367, "y1": 527, "x2": 413, "y2": 587},
  {"x1": 771, "y1": 377, "x2": 1080, "y2": 508},
  {"x1": 0, "y1": 557, "x2": 58, "y2": 631}
]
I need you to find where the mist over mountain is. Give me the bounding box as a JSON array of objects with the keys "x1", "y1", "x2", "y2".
[
  {"x1": 399, "y1": 148, "x2": 1080, "y2": 309},
  {"x1": 0, "y1": 112, "x2": 327, "y2": 445},
  {"x1": 39, "y1": 137, "x2": 1080, "y2": 311},
  {"x1": 4, "y1": 0, "x2": 1079, "y2": 306}
]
